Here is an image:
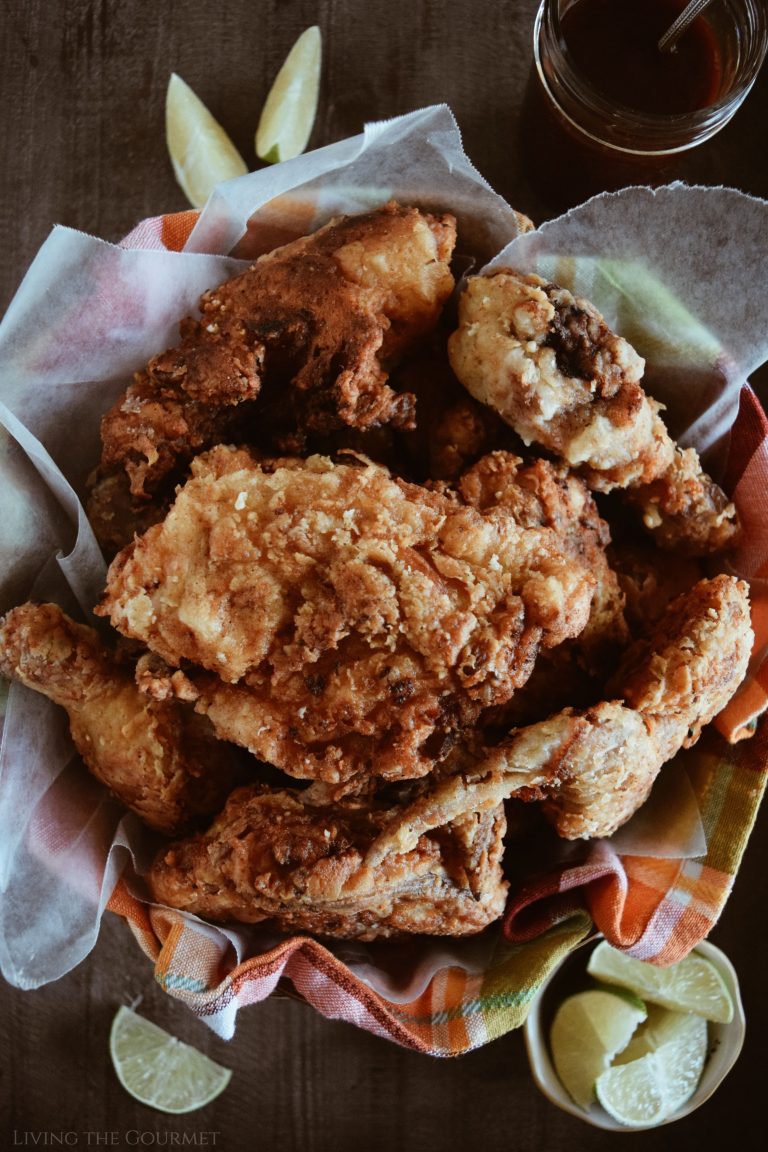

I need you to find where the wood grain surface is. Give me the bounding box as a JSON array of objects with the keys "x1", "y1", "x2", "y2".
[{"x1": 1, "y1": 3, "x2": 767, "y2": 1150}]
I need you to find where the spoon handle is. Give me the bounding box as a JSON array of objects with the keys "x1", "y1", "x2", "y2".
[{"x1": 658, "y1": 0, "x2": 715, "y2": 53}]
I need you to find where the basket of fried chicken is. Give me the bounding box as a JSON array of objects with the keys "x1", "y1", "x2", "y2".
[{"x1": 1, "y1": 109, "x2": 767, "y2": 1050}]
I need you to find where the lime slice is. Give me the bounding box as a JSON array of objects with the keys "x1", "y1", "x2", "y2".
[
  {"x1": 595, "y1": 1052, "x2": 668, "y2": 1127},
  {"x1": 616, "y1": 1005, "x2": 708, "y2": 1112},
  {"x1": 166, "y1": 72, "x2": 248, "y2": 208},
  {"x1": 255, "y1": 26, "x2": 322, "y2": 163},
  {"x1": 596, "y1": 1008, "x2": 708, "y2": 1126},
  {"x1": 109, "y1": 1005, "x2": 232, "y2": 1114},
  {"x1": 587, "y1": 941, "x2": 734, "y2": 1023},
  {"x1": 550, "y1": 989, "x2": 647, "y2": 1110}
]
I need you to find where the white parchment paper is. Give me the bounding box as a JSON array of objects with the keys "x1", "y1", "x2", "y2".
[{"x1": 1, "y1": 104, "x2": 766, "y2": 994}]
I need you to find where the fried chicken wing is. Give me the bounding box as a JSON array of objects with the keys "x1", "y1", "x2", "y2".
[
  {"x1": 366, "y1": 574, "x2": 752, "y2": 858},
  {"x1": 148, "y1": 782, "x2": 507, "y2": 939},
  {"x1": 448, "y1": 272, "x2": 739, "y2": 555},
  {"x1": 98, "y1": 447, "x2": 595, "y2": 786},
  {"x1": 88, "y1": 202, "x2": 457, "y2": 550},
  {"x1": 0, "y1": 603, "x2": 242, "y2": 835}
]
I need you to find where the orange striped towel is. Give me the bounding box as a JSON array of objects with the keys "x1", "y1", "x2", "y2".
[{"x1": 105, "y1": 209, "x2": 768, "y2": 1052}]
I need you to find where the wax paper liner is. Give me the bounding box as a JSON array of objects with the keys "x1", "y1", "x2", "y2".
[{"x1": 1, "y1": 106, "x2": 767, "y2": 1052}]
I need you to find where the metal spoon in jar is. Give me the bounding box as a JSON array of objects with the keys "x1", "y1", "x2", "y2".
[{"x1": 658, "y1": 0, "x2": 716, "y2": 52}]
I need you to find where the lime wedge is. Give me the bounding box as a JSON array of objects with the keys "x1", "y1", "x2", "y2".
[
  {"x1": 595, "y1": 1052, "x2": 668, "y2": 1127},
  {"x1": 109, "y1": 1005, "x2": 232, "y2": 1114},
  {"x1": 596, "y1": 1007, "x2": 708, "y2": 1126},
  {"x1": 587, "y1": 941, "x2": 734, "y2": 1023},
  {"x1": 616, "y1": 1005, "x2": 708, "y2": 1112},
  {"x1": 593, "y1": 981, "x2": 647, "y2": 1014},
  {"x1": 550, "y1": 989, "x2": 647, "y2": 1110},
  {"x1": 255, "y1": 26, "x2": 322, "y2": 163},
  {"x1": 166, "y1": 72, "x2": 248, "y2": 208}
]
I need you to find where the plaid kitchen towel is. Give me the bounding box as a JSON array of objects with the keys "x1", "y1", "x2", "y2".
[
  {"x1": 107, "y1": 878, "x2": 592, "y2": 1051},
  {"x1": 102, "y1": 208, "x2": 768, "y2": 1053}
]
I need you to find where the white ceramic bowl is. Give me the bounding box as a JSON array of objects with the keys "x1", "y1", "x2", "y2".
[{"x1": 523, "y1": 937, "x2": 746, "y2": 1132}]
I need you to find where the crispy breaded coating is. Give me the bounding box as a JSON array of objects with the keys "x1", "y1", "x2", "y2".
[
  {"x1": 449, "y1": 272, "x2": 661, "y2": 483},
  {"x1": 98, "y1": 447, "x2": 595, "y2": 786},
  {"x1": 542, "y1": 574, "x2": 753, "y2": 836},
  {"x1": 0, "y1": 603, "x2": 242, "y2": 835},
  {"x1": 148, "y1": 783, "x2": 508, "y2": 939},
  {"x1": 448, "y1": 271, "x2": 739, "y2": 555},
  {"x1": 87, "y1": 329, "x2": 264, "y2": 552},
  {"x1": 459, "y1": 451, "x2": 628, "y2": 673},
  {"x1": 88, "y1": 202, "x2": 457, "y2": 550},
  {"x1": 392, "y1": 349, "x2": 508, "y2": 482},
  {"x1": 605, "y1": 575, "x2": 752, "y2": 745},
  {"x1": 365, "y1": 574, "x2": 752, "y2": 856},
  {"x1": 609, "y1": 537, "x2": 703, "y2": 636},
  {"x1": 625, "y1": 445, "x2": 740, "y2": 556},
  {"x1": 283, "y1": 200, "x2": 457, "y2": 365}
]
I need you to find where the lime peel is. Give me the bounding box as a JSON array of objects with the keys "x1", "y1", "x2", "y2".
[{"x1": 110, "y1": 1005, "x2": 232, "y2": 1114}]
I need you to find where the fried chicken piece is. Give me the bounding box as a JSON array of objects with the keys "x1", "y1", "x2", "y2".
[
  {"x1": 88, "y1": 202, "x2": 457, "y2": 550},
  {"x1": 448, "y1": 271, "x2": 739, "y2": 555},
  {"x1": 392, "y1": 349, "x2": 509, "y2": 481},
  {"x1": 98, "y1": 447, "x2": 595, "y2": 786},
  {"x1": 541, "y1": 572, "x2": 752, "y2": 837},
  {"x1": 428, "y1": 398, "x2": 501, "y2": 480},
  {"x1": 459, "y1": 451, "x2": 628, "y2": 673},
  {"x1": 608, "y1": 536, "x2": 704, "y2": 636},
  {"x1": 148, "y1": 783, "x2": 508, "y2": 939},
  {"x1": 624, "y1": 446, "x2": 739, "y2": 556},
  {"x1": 366, "y1": 574, "x2": 752, "y2": 857},
  {"x1": 459, "y1": 451, "x2": 628, "y2": 730},
  {"x1": 0, "y1": 602, "x2": 243, "y2": 836},
  {"x1": 278, "y1": 200, "x2": 457, "y2": 366}
]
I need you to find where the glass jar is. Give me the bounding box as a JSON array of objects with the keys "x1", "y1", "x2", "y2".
[{"x1": 527, "y1": 0, "x2": 768, "y2": 204}]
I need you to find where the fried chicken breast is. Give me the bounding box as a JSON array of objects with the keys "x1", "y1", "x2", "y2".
[
  {"x1": 448, "y1": 271, "x2": 739, "y2": 555},
  {"x1": 98, "y1": 447, "x2": 595, "y2": 787},
  {"x1": 0, "y1": 602, "x2": 243, "y2": 835},
  {"x1": 88, "y1": 202, "x2": 457, "y2": 551},
  {"x1": 148, "y1": 783, "x2": 508, "y2": 939}
]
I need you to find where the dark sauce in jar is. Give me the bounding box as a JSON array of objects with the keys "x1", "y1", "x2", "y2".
[
  {"x1": 518, "y1": 0, "x2": 730, "y2": 214},
  {"x1": 560, "y1": 0, "x2": 723, "y2": 115}
]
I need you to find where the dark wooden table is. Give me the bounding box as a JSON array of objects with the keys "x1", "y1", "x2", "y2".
[{"x1": 1, "y1": 3, "x2": 767, "y2": 1150}]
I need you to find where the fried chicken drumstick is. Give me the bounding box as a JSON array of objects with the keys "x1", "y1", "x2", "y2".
[
  {"x1": 148, "y1": 783, "x2": 508, "y2": 939},
  {"x1": 98, "y1": 446, "x2": 596, "y2": 788},
  {"x1": 448, "y1": 271, "x2": 739, "y2": 556},
  {"x1": 0, "y1": 602, "x2": 242, "y2": 835},
  {"x1": 88, "y1": 202, "x2": 457, "y2": 552},
  {"x1": 366, "y1": 574, "x2": 752, "y2": 860}
]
